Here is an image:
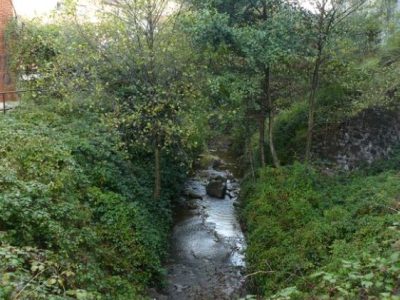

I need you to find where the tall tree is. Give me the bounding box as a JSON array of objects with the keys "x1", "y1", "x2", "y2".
[
  {"x1": 187, "y1": 0, "x2": 300, "y2": 167},
  {"x1": 304, "y1": 0, "x2": 366, "y2": 162},
  {"x1": 39, "y1": 0, "x2": 201, "y2": 199},
  {"x1": 236, "y1": 0, "x2": 300, "y2": 167},
  {"x1": 103, "y1": 0, "x2": 198, "y2": 199}
]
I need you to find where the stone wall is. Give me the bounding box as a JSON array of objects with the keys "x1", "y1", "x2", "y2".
[
  {"x1": 0, "y1": 0, "x2": 15, "y2": 100},
  {"x1": 314, "y1": 108, "x2": 400, "y2": 170}
]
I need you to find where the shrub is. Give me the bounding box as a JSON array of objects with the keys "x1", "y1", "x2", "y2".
[
  {"x1": 241, "y1": 162, "x2": 400, "y2": 298},
  {"x1": 0, "y1": 101, "x2": 189, "y2": 299}
]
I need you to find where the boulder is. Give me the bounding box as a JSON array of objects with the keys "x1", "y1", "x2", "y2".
[
  {"x1": 184, "y1": 181, "x2": 206, "y2": 199},
  {"x1": 184, "y1": 188, "x2": 204, "y2": 199},
  {"x1": 206, "y1": 176, "x2": 227, "y2": 198}
]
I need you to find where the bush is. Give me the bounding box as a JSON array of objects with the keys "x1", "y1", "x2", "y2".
[
  {"x1": 241, "y1": 162, "x2": 400, "y2": 298},
  {"x1": 0, "y1": 101, "x2": 189, "y2": 299}
]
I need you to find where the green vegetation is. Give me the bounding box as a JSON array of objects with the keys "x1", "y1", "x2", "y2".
[
  {"x1": 183, "y1": 5, "x2": 400, "y2": 296},
  {"x1": 242, "y1": 159, "x2": 400, "y2": 299},
  {"x1": 1, "y1": 0, "x2": 400, "y2": 298},
  {"x1": 185, "y1": 0, "x2": 400, "y2": 164},
  {"x1": 0, "y1": 101, "x2": 190, "y2": 298},
  {"x1": 0, "y1": 1, "x2": 209, "y2": 297}
]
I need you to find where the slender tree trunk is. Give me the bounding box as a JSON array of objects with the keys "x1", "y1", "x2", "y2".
[
  {"x1": 264, "y1": 66, "x2": 280, "y2": 168},
  {"x1": 259, "y1": 117, "x2": 266, "y2": 167},
  {"x1": 305, "y1": 51, "x2": 322, "y2": 163},
  {"x1": 245, "y1": 122, "x2": 256, "y2": 181},
  {"x1": 258, "y1": 67, "x2": 269, "y2": 168},
  {"x1": 248, "y1": 141, "x2": 256, "y2": 182},
  {"x1": 256, "y1": 1, "x2": 268, "y2": 168},
  {"x1": 268, "y1": 111, "x2": 280, "y2": 168},
  {"x1": 154, "y1": 145, "x2": 161, "y2": 199},
  {"x1": 148, "y1": 14, "x2": 160, "y2": 199}
]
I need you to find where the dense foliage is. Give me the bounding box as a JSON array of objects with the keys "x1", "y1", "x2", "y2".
[
  {"x1": 183, "y1": 6, "x2": 400, "y2": 297},
  {"x1": 2, "y1": 0, "x2": 400, "y2": 298},
  {"x1": 185, "y1": 0, "x2": 400, "y2": 165},
  {"x1": 0, "y1": 100, "x2": 191, "y2": 298},
  {"x1": 241, "y1": 158, "x2": 400, "y2": 299},
  {"x1": 0, "y1": 1, "x2": 212, "y2": 297}
]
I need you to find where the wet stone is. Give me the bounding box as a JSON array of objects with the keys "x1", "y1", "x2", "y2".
[
  {"x1": 206, "y1": 176, "x2": 227, "y2": 199},
  {"x1": 184, "y1": 180, "x2": 206, "y2": 199}
]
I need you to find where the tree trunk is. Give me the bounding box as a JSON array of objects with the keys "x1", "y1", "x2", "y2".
[
  {"x1": 245, "y1": 122, "x2": 256, "y2": 181},
  {"x1": 257, "y1": 3, "x2": 268, "y2": 168},
  {"x1": 268, "y1": 111, "x2": 280, "y2": 168},
  {"x1": 264, "y1": 67, "x2": 280, "y2": 168},
  {"x1": 305, "y1": 53, "x2": 322, "y2": 163},
  {"x1": 259, "y1": 117, "x2": 266, "y2": 167},
  {"x1": 248, "y1": 140, "x2": 256, "y2": 182},
  {"x1": 154, "y1": 146, "x2": 161, "y2": 199}
]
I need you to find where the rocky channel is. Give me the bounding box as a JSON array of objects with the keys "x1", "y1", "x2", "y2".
[{"x1": 163, "y1": 155, "x2": 246, "y2": 300}]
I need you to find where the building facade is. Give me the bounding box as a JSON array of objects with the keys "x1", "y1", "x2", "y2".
[{"x1": 0, "y1": 0, "x2": 15, "y2": 100}]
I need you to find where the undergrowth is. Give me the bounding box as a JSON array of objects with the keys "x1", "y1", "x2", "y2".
[
  {"x1": 241, "y1": 155, "x2": 400, "y2": 299},
  {"x1": 0, "y1": 101, "x2": 189, "y2": 299}
]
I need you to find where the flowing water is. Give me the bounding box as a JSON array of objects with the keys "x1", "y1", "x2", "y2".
[{"x1": 164, "y1": 153, "x2": 246, "y2": 300}]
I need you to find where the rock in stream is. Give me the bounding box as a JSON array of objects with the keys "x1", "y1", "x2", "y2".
[{"x1": 206, "y1": 176, "x2": 227, "y2": 199}]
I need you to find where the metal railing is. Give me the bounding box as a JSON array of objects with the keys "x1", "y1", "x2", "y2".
[{"x1": 0, "y1": 90, "x2": 36, "y2": 114}]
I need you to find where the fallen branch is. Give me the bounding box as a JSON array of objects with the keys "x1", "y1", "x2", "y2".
[{"x1": 244, "y1": 270, "x2": 275, "y2": 279}]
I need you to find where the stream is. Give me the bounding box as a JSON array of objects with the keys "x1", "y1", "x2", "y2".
[{"x1": 164, "y1": 152, "x2": 246, "y2": 299}]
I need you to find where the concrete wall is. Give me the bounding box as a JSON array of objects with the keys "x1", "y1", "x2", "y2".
[{"x1": 0, "y1": 0, "x2": 15, "y2": 100}]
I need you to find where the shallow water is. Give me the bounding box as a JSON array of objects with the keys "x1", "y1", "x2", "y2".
[{"x1": 165, "y1": 165, "x2": 246, "y2": 300}]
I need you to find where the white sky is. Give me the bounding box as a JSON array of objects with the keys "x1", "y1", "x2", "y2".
[
  {"x1": 12, "y1": 0, "x2": 178, "y2": 18},
  {"x1": 13, "y1": 0, "x2": 59, "y2": 18}
]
